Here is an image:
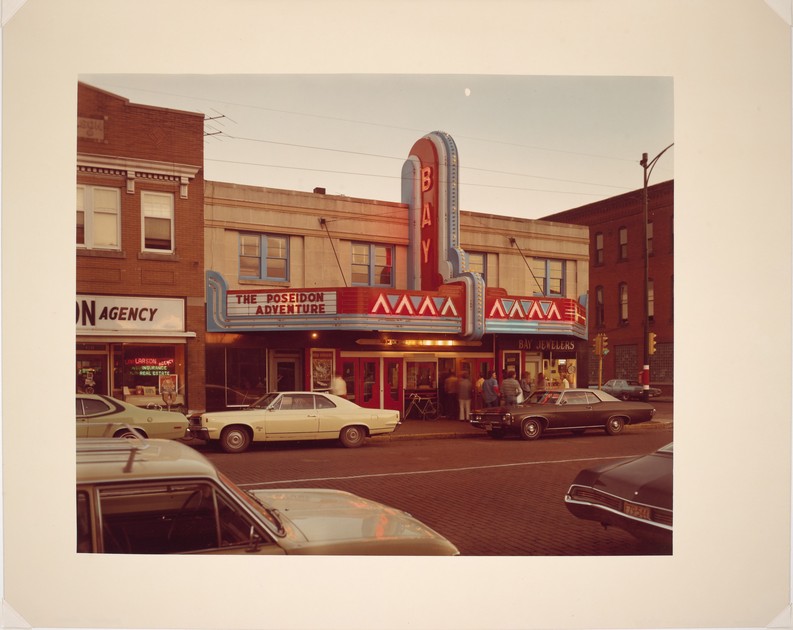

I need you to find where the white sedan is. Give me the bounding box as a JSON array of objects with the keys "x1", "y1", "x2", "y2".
[{"x1": 187, "y1": 391, "x2": 401, "y2": 453}]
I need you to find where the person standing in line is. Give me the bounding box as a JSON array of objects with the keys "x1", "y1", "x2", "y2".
[
  {"x1": 481, "y1": 371, "x2": 500, "y2": 407},
  {"x1": 500, "y1": 370, "x2": 521, "y2": 405},
  {"x1": 444, "y1": 370, "x2": 459, "y2": 419},
  {"x1": 520, "y1": 372, "x2": 533, "y2": 400},
  {"x1": 457, "y1": 372, "x2": 472, "y2": 421},
  {"x1": 330, "y1": 372, "x2": 347, "y2": 397},
  {"x1": 438, "y1": 369, "x2": 451, "y2": 417},
  {"x1": 474, "y1": 373, "x2": 485, "y2": 410}
]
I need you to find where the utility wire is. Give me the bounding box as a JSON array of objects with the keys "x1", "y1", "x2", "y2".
[{"x1": 319, "y1": 218, "x2": 348, "y2": 287}]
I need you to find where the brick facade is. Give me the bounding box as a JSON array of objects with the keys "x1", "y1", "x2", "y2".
[
  {"x1": 544, "y1": 180, "x2": 674, "y2": 396},
  {"x1": 76, "y1": 83, "x2": 207, "y2": 411}
]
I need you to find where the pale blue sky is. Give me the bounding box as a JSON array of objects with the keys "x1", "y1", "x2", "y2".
[{"x1": 80, "y1": 74, "x2": 674, "y2": 219}]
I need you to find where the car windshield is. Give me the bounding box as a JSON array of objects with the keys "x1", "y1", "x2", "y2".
[
  {"x1": 526, "y1": 391, "x2": 560, "y2": 405},
  {"x1": 248, "y1": 392, "x2": 280, "y2": 409},
  {"x1": 217, "y1": 471, "x2": 285, "y2": 535}
]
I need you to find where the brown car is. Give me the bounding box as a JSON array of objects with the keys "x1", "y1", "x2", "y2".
[{"x1": 469, "y1": 388, "x2": 655, "y2": 440}]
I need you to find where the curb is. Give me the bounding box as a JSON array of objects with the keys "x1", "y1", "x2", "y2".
[{"x1": 372, "y1": 418, "x2": 673, "y2": 442}]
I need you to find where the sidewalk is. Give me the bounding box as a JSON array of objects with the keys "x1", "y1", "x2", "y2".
[{"x1": 375, "y1": 405, "x2": 674, "y2": 442}]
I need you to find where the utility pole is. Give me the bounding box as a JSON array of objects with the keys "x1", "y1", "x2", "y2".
[{"x1": 639, "y1": 143, "x2": 673, "y2": 401}]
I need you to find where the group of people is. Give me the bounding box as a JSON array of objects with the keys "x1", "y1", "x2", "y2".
[{"x1": 438, "y1": 369, "x2": 554, "y2": 422}]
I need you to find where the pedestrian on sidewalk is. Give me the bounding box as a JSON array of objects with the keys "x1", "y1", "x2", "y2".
[
  {"x1": 444, "y1": 370, "x2": 458, "y2": 418},
  {"x1": 482, "y1": 371, "x2": 500, "y2": 407},
  {"x1": 520, "y1": 372, "x2": 533, "y2": 400},
  {"x1": 457, "y1": 372, "x2": 472, "y2": 421},
  {"x1": 501, "y1": 370, "x2": 521, "y2": 405}
]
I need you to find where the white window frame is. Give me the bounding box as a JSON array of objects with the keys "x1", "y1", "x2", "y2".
[
  {"x1": 77, "y1": 185, "x2": 121, "y2": 250},
  {"x1": 141, "y1": 191, "x2": 175, "y2": 253}
]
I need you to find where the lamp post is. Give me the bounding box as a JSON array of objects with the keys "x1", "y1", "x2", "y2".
[{"x1": 639, "y1": 143, "x2": 673, "y2": 401}]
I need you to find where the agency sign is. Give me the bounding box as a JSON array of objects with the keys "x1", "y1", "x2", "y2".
[{"x1": 76, "y1": 295, "x2": 186, "y2": 333}]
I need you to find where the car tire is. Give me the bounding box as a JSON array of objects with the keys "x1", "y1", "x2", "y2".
[
  {"x1": 520, "y1": 418, "x2": 542, "y2": 441},
  {"x1": 339, "y1": 425, "x2": 366, "y2": 448},
  {"x1": 114, "y1": 428, "x2": 146, "y2": 439},
  {"x1": 219, "y1": 426, "x2": 252, "y2": 453},
  {"x1": 620, "y1": 393, "x2": 631, "y2": 401},
  {"x1": 605, "y1": 417, "x2": 625, "y2": 435}
]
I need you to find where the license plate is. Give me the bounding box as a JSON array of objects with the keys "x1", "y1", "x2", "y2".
[{"x1": 623, "y1": 502, "x2": 651, "y2": 520}]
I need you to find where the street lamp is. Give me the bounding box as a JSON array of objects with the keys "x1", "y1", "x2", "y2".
[{"x1": 639, "y1": 143, "x2": 673, "y2": 401}]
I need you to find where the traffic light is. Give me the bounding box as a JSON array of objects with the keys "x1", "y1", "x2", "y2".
[
  {"x1": 648, "y1": 332, "x2": 657, "y2": 355},
  {"x1": 601, "y1": 334, "x2": 608, "y2": 355},
  {"x1": 592, "y1": 334, "x2": 602, "y2": 355}
]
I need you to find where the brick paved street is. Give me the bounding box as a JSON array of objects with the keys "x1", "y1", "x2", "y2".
[{"x1": 195, "y1": 426, "x2": 673, "y2": 555}]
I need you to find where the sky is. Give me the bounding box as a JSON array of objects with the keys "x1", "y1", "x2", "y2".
[{"x1": 79, "y1": 74, "x2": 674, "y2": 220}]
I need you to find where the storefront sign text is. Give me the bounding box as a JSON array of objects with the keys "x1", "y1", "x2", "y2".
[
  {"x1": 228, "y1": 291, "x2": 337, "y2": 317},
  {"x1": 77, "y1": 295, "x2": 185, "y2": 332},
  {"x1": 518, "y1": 339, "x2": 577, "y2": 351}
]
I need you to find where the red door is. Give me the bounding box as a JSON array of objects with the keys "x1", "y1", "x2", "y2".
[
  {"x1": 383, "y1": 358, "x2": 403, "y2": 413},
  {"x1": 341, "y1": 358, "x2": 382, "y2": 409}
]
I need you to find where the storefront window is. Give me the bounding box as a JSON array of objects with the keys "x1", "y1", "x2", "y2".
[
  {"x1": 406, "y1": 361, "x2": 436, "y2": 390},
  {"x1": 121, "y1": 345, "x2": 183, "y2": 399}
]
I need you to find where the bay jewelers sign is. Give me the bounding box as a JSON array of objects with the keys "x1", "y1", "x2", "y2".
[{"x1": 77, "y1": 295, "x2": 186, "y2": 333}]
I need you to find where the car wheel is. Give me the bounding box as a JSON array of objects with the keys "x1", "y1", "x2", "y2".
[
  {"x1": 520, "y1": 418, "x2": 542, "y2": 441},
  {"x1": 219, "y1": 426, "x2": 252, "y2": 453},
  {"x1": 114, "y1": 428, "x2": 146, "y2": 439},
  {"x1": 620, "y1": 393, "x2": 631, "y2": 401},
  {"x1": 339, "y1": 425, "x2": 366, "y2": 448},
  {"x1": 605, "y1": 417, "x2": 625, "y2": 435}
]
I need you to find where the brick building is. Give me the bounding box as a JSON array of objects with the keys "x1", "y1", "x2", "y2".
[
  {"x1": 203, "y1": 131, "x2": 590, "y2": 418},
  {"x1": 542, "y1": 180, "x2": 674, "y2": 397},
  {"x1": 76, "y1": 82, "x2": 207, "y2": 411},
  {"x1": 75, "y1": 85, "x2": 593, "y2": 419}
]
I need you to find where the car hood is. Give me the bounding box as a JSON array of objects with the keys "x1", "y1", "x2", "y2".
[
  {"x1": 575, "y1": 452, "x2": 672, "y2": 509},
  {"x1": 250, "y1": 488, "x2": 459, "y2": 554}
]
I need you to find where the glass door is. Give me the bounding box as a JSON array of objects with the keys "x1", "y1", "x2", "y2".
[
  {"x1": 76, "y1": 354, "x2": 108, "y2": 395},
  {"x1": 383, "y1": 358, "x2": 403, "y2": 413}
]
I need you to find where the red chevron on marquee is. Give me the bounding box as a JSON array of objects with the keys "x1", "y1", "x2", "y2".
[
  {"x1": 371, "y1": 293, "x2": 459, "y2": 317},
  {"x1": 487, "y1": 297, "x2": 585, "y2": 324}
]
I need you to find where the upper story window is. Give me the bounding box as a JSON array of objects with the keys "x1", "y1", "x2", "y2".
[
  {"x1": 595, "y1": 286, "x2": 605, "y2": 327},
  {"x1": 618, "y1": 282, "x2": 629, "y2": 324},
  {"x1": 594, "y1": 232, "x2": 604, "y2": 265},
  {"x1": 530, "y1": 259, "x2": 565, "y2": 296},
  {"x1": 141, "y1": 191, "x2": 174, "y2": 253},
  {"x1": 351, "y1": 243, "x2": 393, "y2": 287},
  {"x1": 618, "y1": 227, "x2": 628, "y2": 261},
  {"x1": 239, "y1": 233, "x2": 289, "y2": 281},
  {"x1": 77, "y1": 185, "x2": 120, "y2": 250},
  {"x1": 467, "y1": 251, "x2": 487, "y2": 282}
]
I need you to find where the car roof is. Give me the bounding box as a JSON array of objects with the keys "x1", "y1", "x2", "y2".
[{"x1": 76, "y1": 437, "x2": 219, "y2": 484}]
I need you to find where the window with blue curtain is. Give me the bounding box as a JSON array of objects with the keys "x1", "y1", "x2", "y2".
[
  {"x1": 239, "y1": 233, "x2": 288, "y2": 281},
  {"x1": 530, "y1": 258, "x2": 565, "y2": 296},
  {"x1": 351, "y1": 243, "x2": 393, "y2": 287}
]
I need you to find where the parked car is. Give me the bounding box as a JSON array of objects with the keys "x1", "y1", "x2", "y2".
[
  {"x1": 564, "y1": 442, "x2": 673, "y2": 547},
  {"x1": 76, "y1": 437, "x2": 459, "y2": 555},
  {"x1": 187, "y1": 391, "x2": 401, "y2": 453},
  {"x1": 76, "y1": 393, "x2": 187, "y2": 439},
  {"x1": 600, "y1": 379, "x2": 662, "y2": 401},
  {"x1": 185, "y1": 384, "x2": 265, "y2": 422},
  {"x1": 469, "y1": 388, "x2": 655, "y2": 440}
]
